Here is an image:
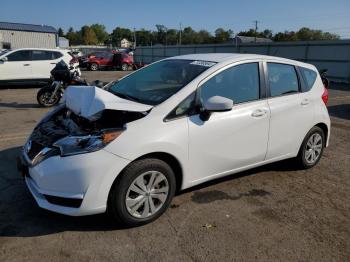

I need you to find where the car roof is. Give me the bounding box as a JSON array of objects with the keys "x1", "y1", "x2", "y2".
[
  {"x1": 7, "y1": 48, "x2": 65, "y2": 52},
  {"x1": 169, "y1": 53, "x2": 310, "y2": 67}
]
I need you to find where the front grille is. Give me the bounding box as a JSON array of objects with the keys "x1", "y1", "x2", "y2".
[{"x1": 44, "y1": 195, "x2": 83, "y2": 208}]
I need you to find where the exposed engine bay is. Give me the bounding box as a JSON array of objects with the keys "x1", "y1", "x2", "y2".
[
  {"x1": 23, "y1": 85, "x2": 152, "y2": 165},
  {"x1": 31, "y1": 107, "x2": 147, "y2": 147}
]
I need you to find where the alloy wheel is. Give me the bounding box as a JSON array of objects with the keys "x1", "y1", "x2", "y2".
[
  {"x1": 304, "y1": 133, "x2": 323, "y2": 164},
  {"x1": 125, "y1": 171, "x2": 169, "y2": 218}
]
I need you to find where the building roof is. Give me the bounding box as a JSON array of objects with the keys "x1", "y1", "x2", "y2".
[{"x1": 0, "y1": 22, "x2": 57, "y2": 33}]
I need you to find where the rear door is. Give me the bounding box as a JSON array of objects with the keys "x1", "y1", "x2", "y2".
[
  {"x1": 0, "y1": 50, "x2": 32, "y2": 80},
  {"x1": 31, "y1": 50, "x2": 58, "y2": 79},
  {"x1": 265, "y1": 62, "x2": 314, "y2": 160}
]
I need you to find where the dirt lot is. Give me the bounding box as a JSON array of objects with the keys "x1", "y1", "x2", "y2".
[{"x1": 0, "y1": 71, "x2": 349, "y2": 262}]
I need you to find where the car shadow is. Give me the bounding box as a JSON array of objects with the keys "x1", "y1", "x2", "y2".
[
  {"x1": 0, "y1": 102, "x2": 41, "y2": 109},
  {"x1": 0, "y1": 146, "x2": 128, "y2": 238},
  {"x1": 0, "y1": 146, "x2": 297, "y2": 237},
  {"x1": 328, "y1": 104, "x2": 350, "y2": 120}
]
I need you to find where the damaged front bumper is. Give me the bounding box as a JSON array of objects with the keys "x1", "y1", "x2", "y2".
[{"x1": 19, "y1": 148, "x2": 130, "y2": 216}]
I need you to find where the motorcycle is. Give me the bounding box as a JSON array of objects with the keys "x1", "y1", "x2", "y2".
[
  {"x1": 37, "y1": 60, "x2": 104, "y2": 107},
  {"x1": 319, "y1": 69, "x2": 330, "y2": 88}
]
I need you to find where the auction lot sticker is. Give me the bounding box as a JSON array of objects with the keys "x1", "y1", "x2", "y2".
[{"x1": 190, "y1": 61, "x2": 216, "y2": 67}]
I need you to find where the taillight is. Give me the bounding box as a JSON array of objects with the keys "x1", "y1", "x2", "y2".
[{"x1": 322, "y1": 87, "x2": 329, "y2": 105}]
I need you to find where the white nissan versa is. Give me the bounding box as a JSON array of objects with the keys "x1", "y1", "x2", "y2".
[{"x1": 18, "y1": 53, "x2": 330, "y2": 226}]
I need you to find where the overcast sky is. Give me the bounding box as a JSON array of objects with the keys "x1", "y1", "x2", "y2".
[{"x1": 1, "y1": 0, "x2": 350, "y2": 38}]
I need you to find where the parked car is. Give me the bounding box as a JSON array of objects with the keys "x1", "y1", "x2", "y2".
[
  {"x1": 78, "y1": 55, "x2": 89, "y2": 68},
  {"x1": 18, "y1": 54, "x2": 330, "y2": 226},
  {"x1": 87, "y1": 51, "x2": 115, "y2": 71},
  {"x1": 113, "y1": 52, "x2": 134, "y2": 71},
  {"x1": 87, "y1": 51, "x2": 134, "y2": 71},
  {"x1": 0, "y1": 48, "x2": 80, "y2": 86},
  {"x1": 71, "y1": 50, "x2": 83, "y2": 58}
]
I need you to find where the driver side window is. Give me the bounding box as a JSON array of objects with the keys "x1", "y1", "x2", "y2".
[{"x1": 199, "y1": 63, "x2": 260, "y2": 104}]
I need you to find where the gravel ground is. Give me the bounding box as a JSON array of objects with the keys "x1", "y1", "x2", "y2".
[{"x1": 0, "y1": 71, "x2": 349, "y2": 262}]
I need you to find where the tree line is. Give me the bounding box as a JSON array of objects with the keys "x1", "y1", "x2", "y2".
[{"x1": 58, "y1": 24, "x2": 340, "y2": 46}]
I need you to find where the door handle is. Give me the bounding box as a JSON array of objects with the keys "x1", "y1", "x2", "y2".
[
  {"x1": 23, "y1": 64, "x2": 30, "y2": 66},
  {"x1": 301, "y1": 99, "x2": 310, "y2": 105},
  {"x1": 50, "y1": 62, "x2": 57, "y2": 65},
  {"x1": 251, "y1": 109, "x2": 267, "y2": 117}
]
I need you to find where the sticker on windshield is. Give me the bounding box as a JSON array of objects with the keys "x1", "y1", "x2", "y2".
[{"x1": 190, "y1": 61, "x2": 216, "y2": 67}]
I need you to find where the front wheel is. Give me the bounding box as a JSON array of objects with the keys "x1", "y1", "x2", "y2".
[
  {"x1": 121, "y1": 63, "x2": 129, "y2": 71},
  {"x1": 37, "y1": 86, "x2": 61, "y2": 107},
  {"x1": 107, "y1": 158, "x2": 176, "y2": 226},
  {"x1": 295, "y1": 126, "x2": 325, "y2": 169}
]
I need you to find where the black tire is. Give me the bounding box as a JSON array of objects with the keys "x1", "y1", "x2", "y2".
[
  {"x1": 37, "y1": 87, "x2": 61, "y2": 107},
  {"x1": 295, "y1": 126, "x2": 325, "y2": 169},
  {"x1": 121, "y1": 63, "x2": 129, "y2": 71},
  {"x1": 90, "y1": 63, "x2": 99, "y2": 71},
  {"x1": 107, "y1": 158, "x2": 176, "y2": 226}
]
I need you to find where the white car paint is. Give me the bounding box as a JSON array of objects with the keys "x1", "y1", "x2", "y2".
[
  {"x1": 0, "y1": 48, "x2": 80, "y2": 82},
  {"x1": 63, "y1": 86, "x2": 153, "y2": 120},
  {"x1": 22, "y1": 53, "x2": 330, "y2": 216}
]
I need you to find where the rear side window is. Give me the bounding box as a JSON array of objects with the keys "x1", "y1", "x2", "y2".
[
  {"x1": 6, "y1": 50, "x2": 31, "y2": 61},
  {"x1": 52, "y1": 51, "x2": 63, "y2": 59},
  {"x1": 32, "y1": 50, "x2": 53, "y2": 61},
  {"x1": 200, "y1": 63, "x2": 260, "y2": 104},
  {"x1": 267, "y1": 63, "x2": 299, "y2": 97},
  {"x1": 300, "y1": 67, "x2": 317, "y2": 92}
]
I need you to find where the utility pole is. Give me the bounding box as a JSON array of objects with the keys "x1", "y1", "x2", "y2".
[
  {"x1": 179, "y1": 23, "x2": 182, "y2": 45},
  {"x1": 253, "y1": 20, "x2": 259, "y2": 42},
  {"x1": 133, "y1": 27, "x2": 136, "y2": 49},
  {"x1": 164, "y1": 26, "x2": 168, "y2": 46}
]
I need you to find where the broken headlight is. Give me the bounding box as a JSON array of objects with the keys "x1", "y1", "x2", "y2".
[{"x1": 53, "y1": 129, "x2": 123, "y2": 157}]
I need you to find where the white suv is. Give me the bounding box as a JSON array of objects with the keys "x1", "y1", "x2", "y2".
[
  {"x1": 19, "y1": 53, "x2": 330, "y2": 226},
  {"x1": 0, "y1": 48, "x2": 80, "y2": 85}
]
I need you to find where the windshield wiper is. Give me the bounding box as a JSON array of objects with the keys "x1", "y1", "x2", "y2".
[{"x1": 113, "y1": 92, "x2": 141, "y2": 103}]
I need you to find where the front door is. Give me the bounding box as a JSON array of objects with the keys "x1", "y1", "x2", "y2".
[
  {"x1": 0, "y1": 50, "x2": 32, "y2": 80},
  {"x1": 188, "y1": 62, "x2": 270, "y2": 184}
]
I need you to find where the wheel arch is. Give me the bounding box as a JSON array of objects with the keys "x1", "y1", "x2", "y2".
[
  {"x1": 133, "y1": 152, "x2": 183, "y2": 193},
  {"x1": 110, "y1": 151, "x2": 183, "y2": 195},
  {"x1": 315, "y1": 122, "x2": 328, "y2": 144}
]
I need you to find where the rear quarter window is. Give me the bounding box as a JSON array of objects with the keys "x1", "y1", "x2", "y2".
[
  {"x1": 300, "y1": 67, "x2": 317, "y2": 92},
  {"x1": 53, "y1": 51, "x2": 63, "y2": 59}
]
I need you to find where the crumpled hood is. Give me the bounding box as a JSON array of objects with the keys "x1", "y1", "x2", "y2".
[{"x1": 63, "y1": 86, "x2": 153, "y2": 120}]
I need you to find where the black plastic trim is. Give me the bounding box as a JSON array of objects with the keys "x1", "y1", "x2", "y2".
[{"x1": 44, "y1": 195, "x2": 83, "y2": 208}]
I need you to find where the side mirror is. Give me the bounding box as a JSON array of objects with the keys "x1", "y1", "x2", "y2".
[
  {"x1": 0, "y1": 57, "x2": 8, "y2": 62},
  {"x1": 200, "y1": 96, "x2": 233, "y2": 121}
]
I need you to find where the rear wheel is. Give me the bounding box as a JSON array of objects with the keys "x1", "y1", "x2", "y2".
[
  {"x1": 37, "y1": 86, "x2": 61, "y2": 107},
  {"x1": 90, "y1": 63, "x2": 99, "y2": 71},
  {"x1": 295, "y1": 126, "x2": 325, "y2": 169},
  {"x1": 108, "y1": 158, "x2": 176, "y2": 226}
]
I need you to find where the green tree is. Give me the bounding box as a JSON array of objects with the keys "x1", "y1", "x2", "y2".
[
  {"x1": 215, "y1": 28, "x2": 233, "y2": 43},
  {"x1": 66, "y1": 27, "x2": 82, "y2": 45},
  {"x1": 111, "y1": 27, "x2": 133, "y2": 45},
  {"x1": 90, "y1": 24, "x2": 109, "y2": 44},
  {"x1": 58, "y1": 27, "x2": 64, "y2": 37},
  {"x1": 81, "y1": 26, "x2": 98, "y2": 45}
]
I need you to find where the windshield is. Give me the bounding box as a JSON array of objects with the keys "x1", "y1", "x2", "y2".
[{"x1": 108, "y1": 59, "x2": 216, "y2": 105}]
